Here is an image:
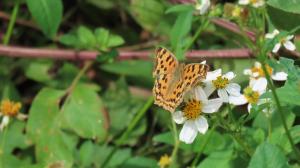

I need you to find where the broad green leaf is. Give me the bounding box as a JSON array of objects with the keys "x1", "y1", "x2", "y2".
[
  {"x1": 95, "y1": 28, "x2": 124, "y2": 51},
  {"x1": 96, "y1": 49, "x2": 119, "y2": 63},
  {"x1": 197, "y1": 150, "x2": 234, "y2": 168},
  {"x1": 25, "y1": 60, "x2": 53, "y2": 83},
  {"x1": 130, "y1": 0, "x2": 165, "y2": 31},
  {"x1": 79, "y1": 141, "x2": 95, "y2": 167},
  {"x1": 267, "y1": 6, "x2": 300, "y2": 31},
  {"x1": 170, "y1": 10, "x2": 193, "y2": 60},
  {"x1": 100, "y1": 60, "x2": 153, "y2": 86},
  {"x1": 61, "y1": 84, "x2": 106, "y2": 140},
  {"x1": 270, "y1": 126, "x2": 300, "y2": 154},
  {"x1": 77, "y1": 26, "x2": 97, "y2": 49},
  {"x1": 59, "y1": 34, "x2": 78, "y2": 48},
  {"x1": 122, "y1": 156, "x2": 158, "y2": 168},
  {"x1": 153, "y1": 131, "x2": 229, "y2": 154},
  {"x1": 26, "y1": 0, "x2": 62, "y2": 38},
  {"x1": 27, "y1": 88, "x2": 77, "y2": 167},
  {"x1": 267, "y1": 0, "x2": 300, "y2": 14},
  {"x1": 248, "y1": 143, "x2": 289, "y2": 168},
  {"x1": 0, "y1": 121, "x2": 28, "y2": 155},
  {"x1": 166, "y1": 4, "x2": 194, "y2": 14}
]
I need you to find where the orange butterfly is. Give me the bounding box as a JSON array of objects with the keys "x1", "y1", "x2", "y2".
[{"x1": 152, "y1": 47, "x2": 209, "y2": 112}]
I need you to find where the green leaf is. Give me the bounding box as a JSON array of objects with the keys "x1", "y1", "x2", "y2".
[
  {"x1": 95, "y1": 28, "x2": 124, "y2": 51},
  {"x1": 170, "y1": 10, "x2": 193, "y2": 60},
  {"x1": 197, "y1": 150, "x2": 234, "y2": 168},
  {"x1": 96, "y1": 49, "x2": 119, "y2": 63},
  {"x1": 248, "y1": 143, "x2": 289, "y2": 168},
  {"x1": 166, "y1": 4, "x2": 194, "y2": 14},
  {"x1": 27, "y1": 88, "x2": 77, "y2": 167},
  {"x1": 122, "y1": 156, "x2": 158, "y2": 168},
  {"x1": 130, "y1": 0, "x2": 165, "y2": 31},
  {"x1": 59, "y1": 34, "x2": 78, "y2": 48},
  {"x1": 153, "y1": 131, "x2": 229, "y2": 154},
  {"x1": 77, "y1": 26, "x2": 97, "y2": 49},
  {"x1": 25, "y1": 60, "x2": 53, "y2": 83},
  {"x1": 267, "y1": 0, "x2": 300, "y2": 14},
  {"x1": 26, "y1": 0, "x2": 62, "y2": 38},
  {"x1": 100, "y1": 60, "x2": 153, "y2": 86},
  {"x1": 267, "y1": 5, "x2": 300, "y2": 31},
  {"x1": 79, "y1": 141, "x2": 95, "y2": 167},
  {"x1": 61, "y1": 84, "x2": 106, "y2": 140}
]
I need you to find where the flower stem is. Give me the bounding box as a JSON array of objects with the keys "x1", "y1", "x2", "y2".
[
  {"x1": 0, "y1": 127, "x2": 8, "y2": 167},
  {"x1": 261, "y1": 63, "x2": 300, "y2": 160},
  {"x1": 3, "y1": 3, "x2": 19, "y2": 45},
  {"x1": 101, "y1": 97, "x2": 154, "y2": 167},
  {"x1": 191, "y1": 124, "x2": 216, "y2": 167},
  {"x1": 170, "y1": 118, "x2": 180, "y2": 165}
]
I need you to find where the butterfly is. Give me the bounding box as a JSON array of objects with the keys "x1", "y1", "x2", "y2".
[{"x1": 152, "y1": 47, "x2": 209, "y2": 112}]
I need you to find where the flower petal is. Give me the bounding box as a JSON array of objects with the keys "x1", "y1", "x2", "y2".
[
  {"x1": 271, "y1": 71, "x2": 288, "y2": 81},
  {"x1": 172, "y1": 111, "x2": 186, "y2": 124},
  {"x1": 179, "y1": 121, "x2": 198, "y2": 144},
  {"x1": 204, "y1": 69, "x2": 222, "y2": 82},
  {"x1": 252, "y1": 78, "x2": 267, "y2": 94},
  {"x1": 0, "y1": 116, "x2": 10, "y2": 131},
  {"x1": 238, "y1": 0, "x2": 249, "y2": 5},
  {"x1": 199, "y1": 0, "x2": 211, "y2": 15},
  {"x1": 254, "y1": 61, "x2": 262, "y2": 68},
  {"x1": 247, "y1": 103, "x2": 252, "y2": 113},
  {"x1": 195, "y1": 116, "x2": 208, "y2": 134},
  {"x1": 226, "y1": 83, "x2": 241, "y2": 96},
  {"x1": 283, "y1": 40, "x2": 296, "y2": 51},
  {"x1": 265, "y1": 29, "x2": 279, "y2": 39},
  {"x1": 223, "y1": 71, "x2": 235, "y2": 80},
  {"x1": 243, "y1": 69, "x2": 252, "y2": 75},
  {"x1": 203, "y1": 81, "x2": 215, "y2": 97},
  {"x1": 218, "y1": 89, "x2": 229, "y2": 102},
  {"x1": 286, "y1": 35, "x2": 294, "y2": 40},
  {"x1": 200, "y1": 60, "x2": 207, "y2": 64},
  {"x1": 202, "y1": 98, "x2": 223, "y2": 113},
  {"x1": 272, "y1": 43, "x2": 281, "y2": 53},
  {"x1": 195, "y1": 86, "x2": 208, "y2": 103},
  {"x1": 229, "y1": 95, "x2": 248, "y2": 105}
]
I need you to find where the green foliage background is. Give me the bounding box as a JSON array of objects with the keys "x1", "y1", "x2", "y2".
[{"x1": 0, "y1": 0, "x2": 300, "y2": 168}]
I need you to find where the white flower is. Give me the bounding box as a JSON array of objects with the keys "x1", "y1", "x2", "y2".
[
  {"x1": 244, "y1": 62, "x2": 288, "y2": 83},
  {"x1": 172, "y1": 86, "x2": 223, "y2": 144},
  {"x1": 265, "y1": 29, "x2": 280, "y2": 39},
  {"x1": 0, "y1": 100, "x2": 27, "y2": 131},
  {"x1": 238, "y1": 0, "x2": 264, "y2": 8},
  {"x1": 195, "y1": 0, "x2": 210, "y2": 15},
  {"x1": 202, "y1": 69, "x2": 241, "y2": 102},
  {"x1": 229, "y1": 78, "x2": 267, "y2": 112},
  {"x1": 265, "y1": 29, "x2": 296, "y2": 53}
]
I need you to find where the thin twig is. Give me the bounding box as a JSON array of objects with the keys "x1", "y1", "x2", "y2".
[
  {"x1": 0, "y1": 11, "x2": 38, "y2": 30},
  {"x1": 0, "y1": 44, "x2": 252, "y2": 60}
]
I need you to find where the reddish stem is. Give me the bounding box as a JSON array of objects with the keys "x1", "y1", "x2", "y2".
[{"x1": 0, "y1": 45, "x2": 252, "y2": 60}]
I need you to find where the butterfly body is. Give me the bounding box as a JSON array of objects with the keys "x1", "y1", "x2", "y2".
[{"x1": 153, "y1": 47, "x2": 209, "y2": 112}]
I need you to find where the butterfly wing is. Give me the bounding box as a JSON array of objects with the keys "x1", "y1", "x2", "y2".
[
  {"x1": 182, "y1": 63, "x2": 209, "y2": 91},
  {"x1": 153, "y1": 47, "x2": 178, "y2": 77}
]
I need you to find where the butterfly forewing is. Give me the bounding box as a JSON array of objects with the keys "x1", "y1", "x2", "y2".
[
  {"x1": 182, "y1": 64, "x2": 209, "y2": 91},
  {"x1": 153, "y1": 47, "x2": 178, "y2": 77}
]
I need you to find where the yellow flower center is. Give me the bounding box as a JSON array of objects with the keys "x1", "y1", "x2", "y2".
[
  {"x1": 243, "y1": 87, "x2": 260, "y2": 104},
  {"x1": 158, "y1": 154, "x2": 171, "y2": 168},
  {"x1": 183, "y1": 99, "x2": 202, "y2": 120},
  {"x1": 251, "y1": 64, "x2": 273, "y2": 78},
  {"x1": 0, "y1": 100, "x2": 21, "y2": 117},
  {"x1": 212, "y1": 76, "x2": 229, "y2": 89}
]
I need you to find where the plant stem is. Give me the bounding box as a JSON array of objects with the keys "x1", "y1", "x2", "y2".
[
  {"x1": 0, "y1": 126, "x2": 8, "y2": 167},
  {"x1": 191, "y1": 124, "x2": 216, "y2": 167},
  {"x1": 101, "y1": 97, "x2": 153, "y2": 167},
  {"x1": 66, "y1": 61, "x2": 93, "y2": 95},
  {"x1": 115, "y1": 97, "x2": 154, "y2": 145},
  {"x1": 184, "y1": 18, "x2": 209, "y2": 52},
  {"x1": 3, "y1": 3, "x2": 19, "y2": 45},
  {"x1": 170, "y1": 118, "x2": 180, "y2": 164},
  {"x1": 261, "y1": 63, "x2": 300, "y2": 160}
]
